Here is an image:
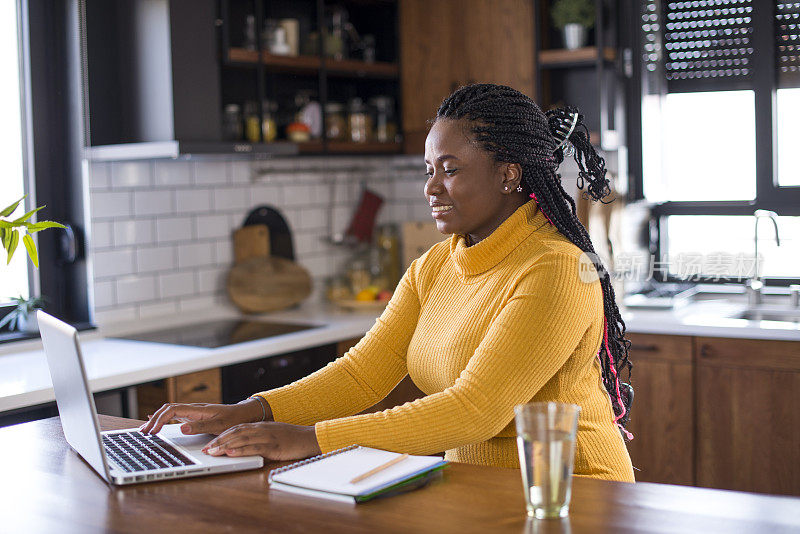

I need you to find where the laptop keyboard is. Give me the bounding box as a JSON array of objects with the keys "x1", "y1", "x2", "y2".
[{"x1": 102, "y1": 431, "x2": 198, "y2": 473}]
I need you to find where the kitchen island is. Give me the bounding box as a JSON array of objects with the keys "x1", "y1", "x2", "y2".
[{"x1": 2, "y1": 414, "x2": 799, "y2": 534}]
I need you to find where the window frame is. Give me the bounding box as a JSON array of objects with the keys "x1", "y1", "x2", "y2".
[
  {"x1": 0, "y1": 0, "x2": 92, "y2": 342},
  {"x1": 627, "y1": 1, "x2": 800, "y2": 286}
]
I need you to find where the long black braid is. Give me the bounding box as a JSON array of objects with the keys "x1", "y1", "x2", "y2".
[{"x1": 436, "y1": 83, "x2": 634, "y2": 430}]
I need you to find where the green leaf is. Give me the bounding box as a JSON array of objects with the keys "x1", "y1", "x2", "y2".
[
  {"x1": 23, "y1": 234, "x2": 38, "y2": 268},
  {"x1": 0, "y1": 220, "x2": 12, "y2": 229},
  {"x1": 12, "y1": 206, "x2": 44, "y2": 224},
  {"x1": 0, "y1": 311, "x2": 16, "y2": 330},
  {"x1": 26, "y1": 221, "x2": 66, "y2": 233},
  {"x1": 6, "y1": 230, "x2": 19, "y2": 264},
  {"x1": 0, "y1": 195, "x2": 26, "y2": 218}
]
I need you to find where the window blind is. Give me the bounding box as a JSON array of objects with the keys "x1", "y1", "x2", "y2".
[
  {"x1": 777, "y1": 2, "x2": 800, "y2": 86},
  {"x1": 663, "y1": 0, "x2": 754, "y2": 82}
]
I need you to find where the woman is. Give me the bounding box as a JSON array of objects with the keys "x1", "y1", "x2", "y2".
[{"x1": 142, "y1": 84, "x2": 635, "y2": 482}]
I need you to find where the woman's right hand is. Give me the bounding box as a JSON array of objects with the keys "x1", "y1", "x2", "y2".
[{"x1": 138, "y1": 397, "x2": 272, "y2": 436}]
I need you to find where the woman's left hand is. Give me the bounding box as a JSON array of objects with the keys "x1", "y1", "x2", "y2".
[{"x1": 203, "y1": 421, "x2": 322, "y2": 461}]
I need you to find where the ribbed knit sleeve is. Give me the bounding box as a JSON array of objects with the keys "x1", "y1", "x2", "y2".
[
  {"x1": 254, "y1": 256, "x2": 426, "y2": 426},
  {"x1": 314, "y1": 252, "x2": 601, "y2": 455}
]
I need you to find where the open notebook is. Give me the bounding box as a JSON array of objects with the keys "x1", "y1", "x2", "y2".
[{"x1": 268, "y1": 445, "x2": 448, "y2": 503}]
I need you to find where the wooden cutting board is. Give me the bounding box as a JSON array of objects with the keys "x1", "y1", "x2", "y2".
[{"x1": 227, "y1": 256, "x2": 312, "y2": 313}]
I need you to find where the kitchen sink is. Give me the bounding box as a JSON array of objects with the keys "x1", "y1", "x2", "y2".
[{"x1": 736, "y1": 310, "x2": 800, "y2": 323}]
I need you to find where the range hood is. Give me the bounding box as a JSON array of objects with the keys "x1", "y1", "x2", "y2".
[{"x1": 83, "y1": 0, "x2": 294, "y2": 161}]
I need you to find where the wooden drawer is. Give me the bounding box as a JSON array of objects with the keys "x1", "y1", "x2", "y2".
[{"x1": 136, "y1": 368, "x2": 222, "y2": 420}]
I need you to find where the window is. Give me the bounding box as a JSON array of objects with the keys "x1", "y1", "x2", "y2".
[
  {"x1": 0, "y1": 1, "x2": 32, "y2": 304},
  {"x1": 632, "y1": 1, "x2": 800, "y2": 284}
]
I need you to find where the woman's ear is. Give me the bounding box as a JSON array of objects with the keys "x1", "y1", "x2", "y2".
[{"x1": 499, "y1": 163, "x2": 523, "y2": 192}]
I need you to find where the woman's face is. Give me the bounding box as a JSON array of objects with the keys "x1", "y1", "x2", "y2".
[{"x1": 424, "y1": 119, "x2": 524, "y2": 245}]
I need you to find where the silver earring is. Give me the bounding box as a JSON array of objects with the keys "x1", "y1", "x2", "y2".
[
  {"x1": 516, "y1": 186, "x2": 522, "y2": 192},
  {"x1": 504, "y1": 186, "x2": 509, "y2": 191}
]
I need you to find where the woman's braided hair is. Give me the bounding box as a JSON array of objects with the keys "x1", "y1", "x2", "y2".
[{"x1": 436, "y1": 83, "x2": 633, "y2": 430}]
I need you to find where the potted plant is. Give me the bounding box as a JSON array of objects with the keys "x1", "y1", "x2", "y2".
[
  {"x1": 0, "y1": 295, "x2": 46, "y2": 333},
  {"x1": 551, "y1": 0, "x2": 596, "y2": 50},
  {"x1": 1, "y1": 194, "x2": 64, "y2": 267}
]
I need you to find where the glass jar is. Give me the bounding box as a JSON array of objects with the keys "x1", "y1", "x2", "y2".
[
  {"x1": 325, "y1": 102, "x2": 347, "y2": 141},
  {"x1": 222, "y1": 103, "x2": 242, "y2": 141},
  {"x1": 262, "y1": 100, "x2": 278, "y2": 142},
  {"x1": 348, "y1": 97, "x2": 370, "y2": 143},
  {"x1": 369, "y1": 96, "x2": 397, "y2": 143},
  {"x1": 244, "y1": 101, "x2": 260, "y2": 143}
]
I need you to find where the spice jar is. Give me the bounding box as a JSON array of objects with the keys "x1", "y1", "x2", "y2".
[
  {"x1": 325, "y1": 102, "x2": 347, "y2": 141},
  {"x1": 222, "y1": 103, "x2": 242, "y2": 141},
  {"x1": 244, "y1": 101, "x2": 260, "y2": 143},
  {"x1": 262, "y1": 100, "x2": 278, "y2": 142},
  {"x1": 369, "y1": 96, "x2": 397, "y2": 143},
  {"x1": 347, "y1": 97, "x2": 370, "y2": 143}
]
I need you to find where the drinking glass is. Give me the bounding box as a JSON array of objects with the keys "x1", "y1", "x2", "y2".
[{"x1": 514, "y1": 402, "x2": 581, "y2": 519}]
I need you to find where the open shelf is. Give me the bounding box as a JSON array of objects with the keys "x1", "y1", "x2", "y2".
[
  {"x1": 297, "y1": 141, "x2": 403, "y2": 154},
  {"x1": 227, "y1": 48, "x2": 399, "y2": 79},
  {"x1": 538, "y1": 47, "x2": 616, "y2": 68}
]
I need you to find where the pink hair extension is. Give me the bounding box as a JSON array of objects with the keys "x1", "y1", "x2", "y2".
[
  {"x1": 603, "y1": 317, "x2": 633, "y2": 440},
  {"x1": 529, "y1": 193, "x2": 554, "y2": 226}
]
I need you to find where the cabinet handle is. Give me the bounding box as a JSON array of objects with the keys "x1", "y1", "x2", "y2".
[
  {"x1": 630, "y1": 344, "x2": 659, "y2": 352},
  {"x1": 699, "y1": 345, "x2": 712, "y2": 358},
  {"x1": 191, "y1": 383, "x2": 209, "y2": 393}
]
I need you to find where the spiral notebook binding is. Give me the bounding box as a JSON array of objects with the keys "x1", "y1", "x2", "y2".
[{"x1": 268, "y1": 444, "x2": 360, "y2": 483}]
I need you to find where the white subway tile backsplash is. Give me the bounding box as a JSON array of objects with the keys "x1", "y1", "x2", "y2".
[
  {"x1": 93, "y1": 280, "x2": 115, "y2": 308},
  {"x1": 154, "y1": 160, "x2": 192, "y2": 187},
  {"x1": 134, "y1": 190, "x2": 174, "y2": 216},
  {"x1": 176, "y1": 189, "x2": 212, "y2": 213},
  {"x1": 178, "y1": 294, "x2": 218, "y2": 312},
  {"x1": 229, "y1": 161, "x2": 252, "y2": 184},
  {"x1": 212, "y1": 187, "x2": 248, "y2": 211},
  {"x1": 197, "y1": 266, "x2": 226, "y2": 293},
  {"x1": 94, "y1": 305, "x2": 138, "y2": 326},
  {"x1": 215, "y1": 241, "x2": 233, "y2": 265},
  {"x1": 88, "y1": 155, "x2": 424, "y2": 323},
  {"x1": 282, "y1": 184, "x2": 312, "y2": 207},
  {"x1": 156, "y1": 216, "x2": 193, "y2": 243},
  {"x1": 195, "y1": 214, "x2": 233, "y2": 240},
  {"x1": 93, "y1": 249, "x2": 135, "y2": 278},
  {"x1": 114, "y1": 219, "x2": 155, "y2": 247},
  {"x1": 91, "y1": 221, "x2": 114, "y2": 249},
  {"x1": 250, "y1": 184, "x2": 283, "y2": 205},
  {"x1": 91, "y1": 191, "x2": 132, "y2": 219},
  {"x1": 194, "y1": 161, "x2": 229, "y2": 185},
  {"x1": 111, "y1": 161, "x2": 153, "y2": 188},
  {"x1": 159, "y1": 271, "x2": 196, "y2": 298},
  {"x1": 89, "y1": 163, "x2": 111, "y2": 190},
  {"x1": 138, "y1": 300, "x2": 178, "y2": 319},
  {"x1": 177, "y1": 242, "x2": 215, "y2": 269},
  {"x1": 135, "y1": 245, "x2": 176, "y2": 273},
  {"x1": 116, "y1": 275, "x2": 157, "y2": 304}
]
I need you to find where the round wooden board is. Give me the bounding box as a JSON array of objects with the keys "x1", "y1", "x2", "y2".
[{"x1": 227, "y1": 256, "x2": 312, "y2": 313}]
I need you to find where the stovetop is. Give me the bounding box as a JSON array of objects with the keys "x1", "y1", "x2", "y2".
[{"x1": 114, "y1": 319, "x2": 319, "y2": 348}]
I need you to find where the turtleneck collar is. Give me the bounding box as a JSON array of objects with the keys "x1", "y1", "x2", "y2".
[{"x1": 449, "y1": 201, "x2": 555, "y2": 278}]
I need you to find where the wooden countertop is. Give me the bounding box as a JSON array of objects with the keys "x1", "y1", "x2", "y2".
[{"x1": 1, "y1": 415, "x2": 798, "y2": 533}]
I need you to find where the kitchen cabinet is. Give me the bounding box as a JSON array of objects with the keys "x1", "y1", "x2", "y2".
[
  {"x1": 533, "y1": 0, "x2": 627, "y2": 150},
  {"x1": 137, "y1": 368, "x2": 223, "y2": 419},
  {"x1": 399, "y1": 0, "x2": 536, "y2": 154},
  {"x1": 625, "y1": 333, "x2": 694, "y2": 486},
  {"x1": 696, "y1": 337, "x2": 800, "y2": 496}
]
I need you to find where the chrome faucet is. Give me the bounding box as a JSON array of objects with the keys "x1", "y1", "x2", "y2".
[{"x1": 746, "y1": 210, "x2": 780, "y2": 307}]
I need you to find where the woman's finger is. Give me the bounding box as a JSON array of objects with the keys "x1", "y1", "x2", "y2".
[
  {"x1": 224, "y1": 443, "x2": 278, "y2": 458},
  {"x1": 142, "y1": 404, "x2": 209, "y2": 434},
  {"x1": 205, "y1": 424, "x2": 261, "y2": 452}
]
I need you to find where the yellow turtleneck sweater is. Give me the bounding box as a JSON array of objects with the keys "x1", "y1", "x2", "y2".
[{"x1": 257, "y1": 201, "x2": 634, "y2": 482}]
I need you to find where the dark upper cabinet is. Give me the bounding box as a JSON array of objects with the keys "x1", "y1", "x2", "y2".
[{"x1": 84, "y1": 0, "x2": 296, "y2": 159}]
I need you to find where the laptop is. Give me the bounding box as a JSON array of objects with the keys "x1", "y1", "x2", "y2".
[{"x1": 37, "y1": 310, "x2": 264, "y2": 485}]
